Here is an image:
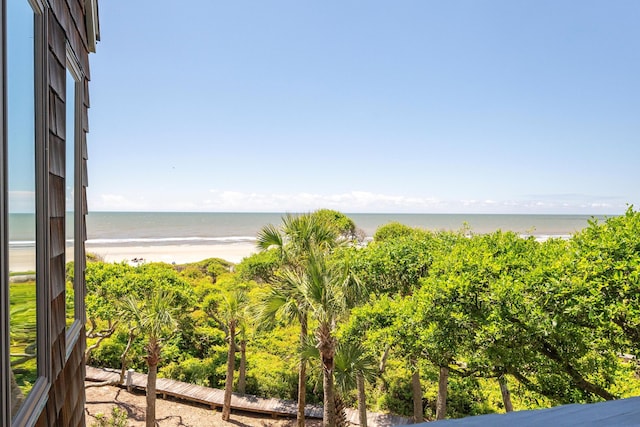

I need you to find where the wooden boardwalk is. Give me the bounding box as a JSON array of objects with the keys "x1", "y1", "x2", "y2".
[{"x1": 86, "y1": 366, "x2": 409, "y2": 426}]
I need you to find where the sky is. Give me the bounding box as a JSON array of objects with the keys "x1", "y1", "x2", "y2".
[
  {"x1": 87, "y1": 1, "x2": 640, "y2": 214},
  {"x1": 7, "y1": 0, "x2": 36, "y2": 213}
]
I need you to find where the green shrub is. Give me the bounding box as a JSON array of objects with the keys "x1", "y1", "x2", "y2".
[
  {"x1": 91, "y1": 407, "x2": 127, "y2": 427},
  {"x1": 161, "y1": 354, "x2": 227, "y2": 387}
]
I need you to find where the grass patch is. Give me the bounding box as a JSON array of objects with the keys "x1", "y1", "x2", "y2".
[
  {"x1": 66, "y1": 281, "x2": 75, "y2": 327},
  {"x1": 10, "y1": 271, "x2": 36, "y2": 277},
  {"x1": 10, "y1": 281, "x2": 37, "y2": 395}
]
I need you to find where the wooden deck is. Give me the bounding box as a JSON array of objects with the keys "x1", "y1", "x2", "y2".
[{"x1": 86, "y1": 366, "x2": 409, "y2": 426}]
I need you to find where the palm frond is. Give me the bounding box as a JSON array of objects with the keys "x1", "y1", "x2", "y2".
[
  {"x1": 299, "y1": 333, "x2": 320, "y2": 363},
  {"x1": 334, "y1": 340, "x2": 378, "y2": 394},
  {"x1": 255, "y1": 287, "x2": 293, "y2": 329},
  {"x1": 120, "y1": 295, "x2": 142, "y2": 326},
  {"x1": 256, "y1": 270, "x2": 310, "y2": 331},
  {"x1": 256, "y1": 224, "x2": 284, "y2": 252},
  {"x1": 281, "y1": 213, "x2": 301, "y2": 236},
  {"x1": 118, "y1": 290, "x2": 179, "y2": 340},
  {"x1": 220, "y1": 289, "x2": 248, "y2": 324},
  {"x1": 341, "y1": 268, "x2": 367, "y2": 310},
  {"x1": 141, "y1": 290, "x2": 178, "y2": 340}
]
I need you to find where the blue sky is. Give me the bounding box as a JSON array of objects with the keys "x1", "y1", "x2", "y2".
[
  {"x1": 7, "y1": 0, "x2": 36, "y2": 213},
  {"x1": 87, "y1": 1, "x2": 640, "y2": 214}
]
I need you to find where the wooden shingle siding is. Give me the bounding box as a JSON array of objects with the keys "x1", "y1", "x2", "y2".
[
  {"x1": 49, "y1": 179, "x2": 65, "y2": 219},
  {"x1": 50, "y1": 255, "x2": 65, "y2": 296},
  {"x1": 81, "y1": 102, "x2": 89, "y2": 131},
  {"x1": 47, "y1": 57, "x2": 65, "y2": 100},
  {"x1": 48, "y1": 136, "x2": 64, "y2": 177},
  {"x1": 83, "y1": 78, "x2": 90, "y2": 108},
  {"x1": 53, "y1": 94, "x2": 66, "y2": 140},
  {"x1": 27, "y1": 0, "x2": 95, "y2": 425},
  {"x1": 50, "y1": 0, "x2": 90, "y2": 75},
  {"x1": 1, "y1": 0, "x2": 95, "y2": 423},
  {"x1": 48, "y1": 13, "x2": 66, "y2": 67}
]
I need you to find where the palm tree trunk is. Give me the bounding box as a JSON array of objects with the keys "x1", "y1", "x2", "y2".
[
  {"x1": 498, "y1": 375, "x2": 514, "y2": 412},
  {"x1": 411, "y1": 363, "x2": 423, "y2": 423},
  {"x1": 297, "y1": 313, "x2": 308, "y2": 427},
  {"x1": 436, "y1": 365, "x2": 449, "y2": 420},
  {"x1": 357, "y1": 372, "x2": 368, "y2": 427},
  {"x1": 146, "y1": 340, "x2": 160, "y2": 427},
  {"x1": 334, "y1": 394, "x2": 348, "y2": 427},
  {"x1": 237, "y1": 339, "x2": 247, "y2": 395},
  {"x1": 322, "y1": 352, "x2": 336, "y2": 427},
  {"x1": 222, "y1": 322, "x2": 237, "y2": 421},
  {"x1": 120, "y1": 330, "x2": 136, "y2": 383}
]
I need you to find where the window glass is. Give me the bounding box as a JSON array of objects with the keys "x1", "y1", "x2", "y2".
[
  {"x1": 7, "y1": 0, "x2": 38, "y2": 417},
  {"x1": 65, "y1": 68, "x2": 76, "y2": 328}
]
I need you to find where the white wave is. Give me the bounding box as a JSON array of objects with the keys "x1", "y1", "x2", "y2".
[
  {"x1": 9, "y1": 240, "x2": 36, "y2": 248},
  {"x1": 520, "y1": 234, "x2": 573, "y2": 242},
  {"x1": 86, "y1": 236, "x2": 257, "y2": 245}
]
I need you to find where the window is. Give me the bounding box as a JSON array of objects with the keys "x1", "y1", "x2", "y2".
[
  {"x1": 65, "y1": 69, "x2": 75, "y2": 328},
  {"x1": 4, "y1": 0, "x2": 49, "y2": 424},
  {"x1": 3, "y1": 0, "x2": 95, "y2": 424},
  {"x1": 66, "y1": 49, "x2": 82, "y2": 335},
  {"x1": 7, "y1": 0, "x2": 38, "y2": 416}
]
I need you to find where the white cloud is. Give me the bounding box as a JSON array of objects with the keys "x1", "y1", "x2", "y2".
[
  {"x1": 89, "y1": 189, "x2": 631, "y2": 214},
  {"x1": 202, "y1": 189, "x2": 453, "y2": 212},
  {"x1": 90, "y1": 194, "x2": 149, "y2": 211}
]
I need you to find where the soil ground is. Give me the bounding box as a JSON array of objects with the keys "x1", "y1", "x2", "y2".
[{"x1": 85, "y1": 384, "x2": 326, "y2": 427}]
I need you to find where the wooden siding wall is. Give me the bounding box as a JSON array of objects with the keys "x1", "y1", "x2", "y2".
[{"x1": 33, "y1": 0, "x2": 91, "y2": 425}]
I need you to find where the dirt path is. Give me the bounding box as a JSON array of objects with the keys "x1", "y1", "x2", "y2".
[{"x1": 85, "y1": 384, "x2": 325, "y2": 427}]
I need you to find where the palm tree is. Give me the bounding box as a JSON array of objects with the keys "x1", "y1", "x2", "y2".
[
  {"x1": 279, "y1": 248, "x2": 365, "y2": 427},
  {"x1": 258, "y1": 269, "x2": 311, "y2": 425},
  {"x1": 122, "y1": 290, "x2": 178, "y2": 427},
  {"x1": 236, "y1": 319, "x2": 249, "y2": 395},
  {"x1": 256, "y1": 212, "x2": 344, "y2": 427},
  {"x1": 218, "y1": 289, "x2": 248, "y2": 421},
  {"x1": 257, "y1": 213, "x2": 342, "y2": 264},
  {"x1": 334, "y1": 341, "x2": 377, "y2": 427}
]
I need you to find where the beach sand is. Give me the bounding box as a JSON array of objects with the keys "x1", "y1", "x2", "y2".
[
  {"x1": 86, "y1": 242, "x2": 258, "y2": 265},
  {"x1": 8, "y1": 247, "x2": 36, "y2": 274},
  {"x1": 8, "y1": 243, "x2": 256, "y2": 273}
]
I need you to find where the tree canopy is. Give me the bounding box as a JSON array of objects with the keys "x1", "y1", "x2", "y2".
[{"x1": 83, "y1": 208, "x2": 640, "y2": 423}]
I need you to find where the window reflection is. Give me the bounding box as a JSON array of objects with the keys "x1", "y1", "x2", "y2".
[
  {"x1": 7, "y1": 0, "x2": 38, "y2": 416},
  {"x1": 66, "y1": 68, "x2": 76, "y2": 328}
]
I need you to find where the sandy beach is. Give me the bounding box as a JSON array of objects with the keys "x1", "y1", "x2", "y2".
[
  {"x1": 8, "y1": 247, "x2": 36, "y2": 274},
  {"x1": 85, "y1": 242, "x2": 258, "y2": 265},
  {"x1": 8, "y1": 242, "x2": 257, "y2": 274}
]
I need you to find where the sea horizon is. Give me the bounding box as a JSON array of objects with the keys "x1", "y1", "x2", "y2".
[
  {"x1": 87, "y1": 210, "x2": 622, "y2": 215},
  {"x1": 7, "y1": 211, "x2": 619, "y2": 269},
  {"x1": 83, "y1": 211, "x2": 615, "y2": 246},
  {"x1": 8, "y1": 211, "x2": 619, "y2": 247}
]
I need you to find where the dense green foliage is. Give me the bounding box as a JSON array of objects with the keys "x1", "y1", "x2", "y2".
[{"x1": 85, "y1": 207, "x2": 640, "y2": 421}]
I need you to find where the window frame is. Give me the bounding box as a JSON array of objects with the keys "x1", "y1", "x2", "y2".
[
  {"x1": 2, "y1": 0, "x2": 51, "y2": 425},
  {"x1": 1, "y1": 0, "x2": 8, "y2": 419},
  {"x1": 64, "y1": 44, "x2": 84, "y2": 351}
]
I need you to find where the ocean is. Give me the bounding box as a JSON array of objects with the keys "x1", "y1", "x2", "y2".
[
  {"x1": 6, "y1": 212, "x2": 613, "y2": 270},
  {"x1": 78, "y1": 212, "x2": 611, "y2": 247},
  {"x1": 7, "y1": 212, "x2": 613, "y2": 248}
]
